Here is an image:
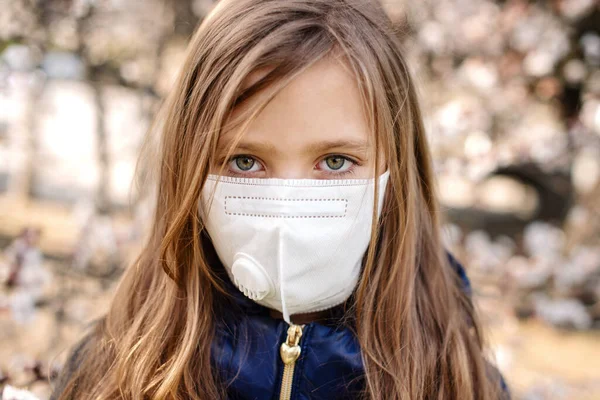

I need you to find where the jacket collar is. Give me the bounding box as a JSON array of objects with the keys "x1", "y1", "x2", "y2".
[{"x1": 213, "y1": 250, "x2": 471, "y2": 326}]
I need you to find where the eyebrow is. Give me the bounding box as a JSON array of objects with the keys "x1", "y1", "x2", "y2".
[
  {"x1": 217, "y1": 138, "x2": 370, "y2": 156},
  {"x1": 306, "y1": 139, "x2": 370, "y2": 154}
]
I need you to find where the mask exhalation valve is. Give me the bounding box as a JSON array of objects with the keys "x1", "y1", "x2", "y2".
[{"x1": 231, "y1": 253, "x2": 274, "y2": 301}]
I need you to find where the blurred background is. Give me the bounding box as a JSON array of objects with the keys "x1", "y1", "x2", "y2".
[{"x1": 0, "y1": 0, "x2": 599, "y2": 399}]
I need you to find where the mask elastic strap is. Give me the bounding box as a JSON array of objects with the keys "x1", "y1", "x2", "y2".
[{"x1": 278, "y1": 227, "x2": 291, "y2": 324}]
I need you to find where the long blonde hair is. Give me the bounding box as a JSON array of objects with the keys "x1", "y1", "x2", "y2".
[{"x1": 56, "y1": 0, "x2": 504, "y2": 398}]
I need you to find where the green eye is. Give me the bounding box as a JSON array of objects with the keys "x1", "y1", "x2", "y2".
[
  {"x1": 235, "y1": 156, "x2": 255, "y2": 171},
  {"x1": 325, "y1": 156, "x2": 345, "y2": 170}
]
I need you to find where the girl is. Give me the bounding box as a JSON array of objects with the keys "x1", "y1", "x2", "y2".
[{"x1": 51, "y1": 0, "x2": 509, "y2": 399}]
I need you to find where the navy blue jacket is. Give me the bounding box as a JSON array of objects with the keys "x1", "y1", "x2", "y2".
[
  {"x1": 210, "y1": 253, "x2": 509, "y2": 399},
  {"x1": 51, "y1": 254, "x2": 509, "y2": 399}
]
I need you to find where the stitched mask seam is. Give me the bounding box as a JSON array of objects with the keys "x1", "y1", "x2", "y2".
[
  {"x1": 206, "y1": 177, "x2": 378, "y2": 187},
  {"x1": 224, "y1": 197, "x2": 348, "y2": 218}
]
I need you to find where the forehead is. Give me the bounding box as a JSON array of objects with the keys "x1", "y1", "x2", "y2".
[{"x1": 220, "y1": 55, "x2": 373, "y2": 155}]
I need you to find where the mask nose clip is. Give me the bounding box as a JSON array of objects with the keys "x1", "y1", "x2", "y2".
[{"x1": 231, "y1": 253, "x2": 274, "y2": 301}]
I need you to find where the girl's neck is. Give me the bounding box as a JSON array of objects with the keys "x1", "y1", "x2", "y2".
[{"x1": 268, "y1": 308, "x2": 332, "y2": 325}]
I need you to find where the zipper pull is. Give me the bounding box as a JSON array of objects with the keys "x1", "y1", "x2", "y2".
[{"x1": 280, "y1": 324, "x2": 303, "y2": 364}]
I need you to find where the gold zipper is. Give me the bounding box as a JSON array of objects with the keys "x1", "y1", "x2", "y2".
[{"x1": 279, "y1": 324, "x2": 304, "y2": 400}]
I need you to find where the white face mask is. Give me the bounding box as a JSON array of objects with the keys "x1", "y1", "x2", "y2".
[{"x1": 199, "y1": 170, "x2": 390, "y2": 323}]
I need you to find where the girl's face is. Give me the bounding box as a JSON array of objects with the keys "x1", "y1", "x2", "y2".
[{"x1": 213, "y1": 55, "x2": 384, "y2": 179}]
